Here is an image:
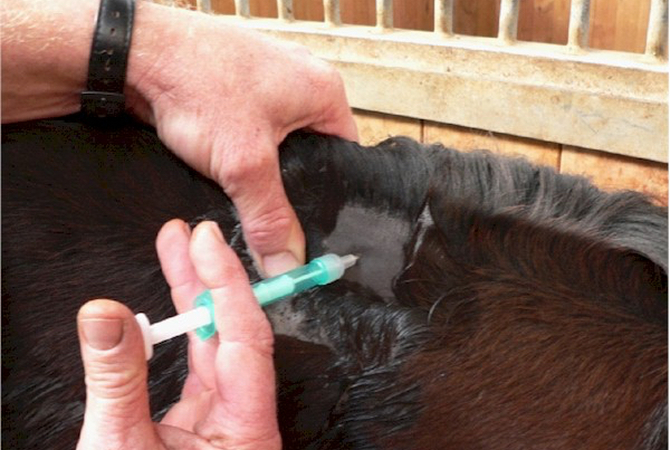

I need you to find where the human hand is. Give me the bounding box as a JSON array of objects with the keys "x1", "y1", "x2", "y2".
[
  {"x1": 3, "y1": 0, "x2": 356, "y2": 276},
  {"x1": 76, "y1": 219, "x2": 280, "y2": 450},
  {"x1": 127, "y1": 3, "x2": 358, "y2": 276}
]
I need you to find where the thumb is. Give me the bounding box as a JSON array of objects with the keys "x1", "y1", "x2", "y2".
[
  {"x1": 76, "y1": 300, "x2": 162, "y2": 450},
  {"x1": 222, "y1": 137, "x2": 306, "y2": 277}
]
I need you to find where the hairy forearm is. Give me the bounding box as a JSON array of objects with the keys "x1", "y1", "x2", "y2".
[
  {"x1": 3, "y1": 0, "x2": 356, "y2": 283},
  {"x1": 0, "y1": 0, "x2": 179, "y2": 124},
  {"x1": 2, "y1": 0, "x2": 96, "y2": 122}
]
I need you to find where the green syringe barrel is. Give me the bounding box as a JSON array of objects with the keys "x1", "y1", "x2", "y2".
[
  {"x1": 193, "y1": 253, "x2": 358, "y2": 340},
  {"x1": 253, "y1": 254, "x2": 349, "y2": 306}
]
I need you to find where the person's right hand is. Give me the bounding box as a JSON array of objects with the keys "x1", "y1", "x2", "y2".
[
  {"x1": 126, "y1": 3, "x2": 358, "y2": 277},
  {"x1": 76, "y1": 220, "x2": 281, "y2": 450}
]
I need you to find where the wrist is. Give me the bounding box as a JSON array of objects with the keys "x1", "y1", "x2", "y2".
[
  {"x1": 1, "y1": 0, "x2": 98, "y2": 122},
  {"x1": 123, "y1": 1, "x2": 188, "y2": 124},
  {"x1": 124, "y1": 3, "x2": 252, "y2": 127},
  {"x1": 81, "y1": 0, "x2": 136, "y2": 118}
]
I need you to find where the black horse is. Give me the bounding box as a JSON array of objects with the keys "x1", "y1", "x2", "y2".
[{"x1": 3, "y1": 117, "x2": 667, "y2": 449}]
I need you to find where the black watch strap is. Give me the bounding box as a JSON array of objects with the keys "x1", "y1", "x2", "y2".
[{"x1": 81, "y1": 0, "x2": 135, "y2": 118}]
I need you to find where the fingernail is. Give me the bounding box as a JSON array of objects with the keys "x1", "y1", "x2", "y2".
[
  {"x1": 81, "y1": 318, "x2": 124, "y2": 350},
  {"x1": 203, "y1": 221, "x2": 224, "y2": 242},
  {"x1": 262, "y1": 251, "x2": 300, "y2": 277}
]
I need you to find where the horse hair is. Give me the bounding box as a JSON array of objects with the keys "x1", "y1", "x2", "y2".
[{"x1": 2, "y1": 117, "x2": 667, "y2": 449}]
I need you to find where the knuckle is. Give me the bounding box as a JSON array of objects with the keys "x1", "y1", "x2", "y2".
[
  {"x1": 254, "y1": 334, "x2": 276, "y2": 360},
  {"x1": 227, "y1": 319, "x2": 275, "y2": 352},
  {"x1": 243, "y1": 205, "x2": 295, "y2": 250},
  {"x1": 304, "y1": 61, "x2": 347, "y2": 105},
  {"x1": 217, "y1": 148, "x2": 275, "y2": 193},
  {"x1": 312, "y1": 60, "x2": 342, "y2": 87},
  {"x1": 201, "y1": 257, "x2": 249, "y2": 290},
  {"x1": 85, "y1": 361, "x2": 145, "y2": 401}
]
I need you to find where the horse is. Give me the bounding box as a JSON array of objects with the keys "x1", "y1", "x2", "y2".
[{"x1": 2, "y1": 116, "x2": 666, "y2": 449}]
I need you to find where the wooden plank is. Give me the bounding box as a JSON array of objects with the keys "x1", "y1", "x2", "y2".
[
  {"x1": 340, "y1": 0, "x2": 375, "y2": 25},
  {"x1": 590, "y1": 0, "x2": 616, "y2": 51},
  {"x1": 213, "y1": 0, "x2": 653, "y2": 53},
  {"x1": 453, "y1": 0, "x2": 500, "y2": 37},
  {"x1": 353, "y1": 109, "x2": 422, "y2": 146},
  {"x1": 248, "y1": 0, "x2": 274, "y2": 17},
  {"x1": 424, "y1": 121, "x2": 561, "y2": 168},
  {"x1": 294, "y1": 0, "x2": 323, "y2": 21},
  {"x1": 394, "y1": 0, "x2": 433, "y2": 31},
  {"x1": 211, "y1": 0, "x2": 235, "y2": 14},
  {"x1": 518, "y1": 0, "x2": 570, "y2": 45},
  {"x1": 339, "y1": 0, "x2": 435, "y2": 30},
  {"x1": 613, "y1": 0, "x2": 651, "y2": 53},
  {"x1": 213, "y1": 19, "x2": 667, "y2": 163},
  {"x1": 561, "y1": 146, "x2": 668, "y2": 205},
  {"x1": 590, "y1": 0, "x2": 651, "y2": 53}
]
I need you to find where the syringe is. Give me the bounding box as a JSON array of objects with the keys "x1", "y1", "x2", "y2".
[{"x1": 135, "y1": 253, "x2": 358, "y2": 359}]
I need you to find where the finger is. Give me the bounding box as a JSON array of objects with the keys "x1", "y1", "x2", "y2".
[
  {"x1": 218, "y1": 134, "x2": 305, "y2": 277},
  {"x1": 189, "y1": 222, "x2": 272, "y2": 348},
  {"x1": 156, "y1": 219, "x2": 202, "y2": 314},
  {"x1": 155, "y1": 219, "x2": 217, "y2": 397},
  {"x1": 285, "y1": 58, "x2": 358, "y2": 143},
  {"x1": 188, "y1": 221, "x2": 281, "y2": 448},
  {"x1": 76, "y1": 300, "x2": 162, "y2": 450},
  {"x1": 307, "y1": 104, "x2": 359, "y2": 143}
]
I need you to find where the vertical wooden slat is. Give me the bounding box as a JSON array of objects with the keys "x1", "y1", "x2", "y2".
[
  {"x1": 277, "y1": 0, "x2": 294, "y2": 20},
  {"x1": 498, "y1": 0, "x2": 520, "y2": 41},
  {"x1": 324, "y1": 0, "x2": 341, "y2": 25},
  {"x1": 395, "y1": 0, "x2": 433, "y2": 30},
  {"x1": 645, "y1": 0, "x2": 668, "y2": 58},
  {"x1": 376, "y1": 0, "x2": 393, "y2": 29},
  {"x1": 339, "y1": 0, "x2": 374, "y2": 25},
  {"x1": 517, "y1": 0, "x2": 571, "y2": 45},
  {"x1": 209, "y1": 0, "x2": 234, "y2": 14},
  {"x1": 453, "y1": 0, "x2": 500, "y2": 38},
  {"x1": 434, "y1": 0, "x2": 454, "y2": 35},
  {"x1": 235, "y1": 0, "x2": 250, "y2": 17},
  {"x1": 568, "y1": 0, "x2": 591, "y2": 49}
]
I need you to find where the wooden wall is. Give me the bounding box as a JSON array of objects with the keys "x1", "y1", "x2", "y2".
[
  {"x1": 210, "y1": 0, "x2": 653, "y2": 52},
  {"x1": 201, "y1": 0, "x2": 667, "y2": 204}
]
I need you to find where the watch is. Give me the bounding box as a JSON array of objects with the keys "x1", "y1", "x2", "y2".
[{"x1": 80, "y1": 0, "x2": 135, "y2": 118}]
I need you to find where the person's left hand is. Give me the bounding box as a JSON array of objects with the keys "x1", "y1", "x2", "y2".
[{"x1": 75, "y1": 219, "x2": 281, "y2": 450}]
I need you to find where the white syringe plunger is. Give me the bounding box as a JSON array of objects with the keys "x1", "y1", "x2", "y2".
[
  {"x1": 135, "y1": 253, "x2": 359, "y2": 360},
  {"x1": 136, "y1": 306, "x2": 210, "y2": 360}
]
